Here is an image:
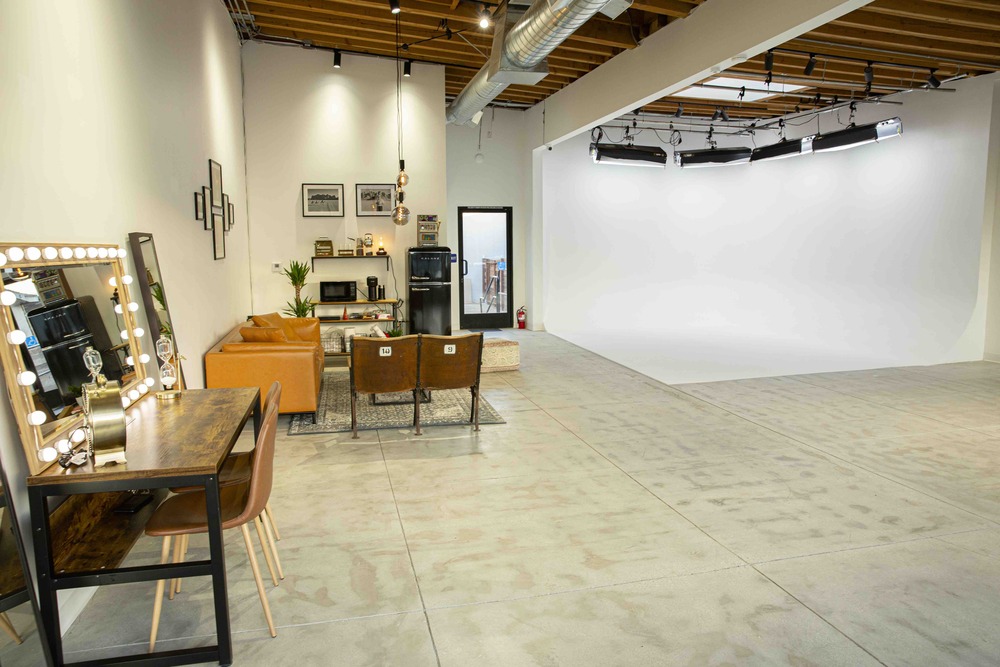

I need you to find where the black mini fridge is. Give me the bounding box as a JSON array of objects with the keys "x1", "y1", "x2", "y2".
[{"x1": 407, "y1": 247, "x2": 451, "y2": 335}]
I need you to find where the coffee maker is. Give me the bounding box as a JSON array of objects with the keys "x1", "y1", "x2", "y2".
[{"x1": 366, "y1": 276, "x2": 379, "y2": 301}]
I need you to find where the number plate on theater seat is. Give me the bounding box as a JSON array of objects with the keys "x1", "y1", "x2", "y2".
[{"x1": 379, "y1": 347, "x2": 392, "y2": 357}]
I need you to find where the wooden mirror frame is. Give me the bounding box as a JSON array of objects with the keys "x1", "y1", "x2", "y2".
[{"x1": 0, "y1": 242, "x2": 150, "y2": 475}]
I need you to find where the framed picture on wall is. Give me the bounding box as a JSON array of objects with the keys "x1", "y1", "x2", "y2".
[
  {"x1": 356, "y1": 184, "x2": 396, "y2": 217},
  {"x1": 209, "y1": 159, "x2": 223, "y2": 209},
  {"x1": 228, "y1": 201, "x2": 235, "y2": 231},
  {"x1": 194, "y1": 191, "x2": 204, "y2": 221},
  {"x1": 202, "y1": 186, "x2": 212, "y2": 230},
  {"x1": 223, "y1": 194, "x2": 230, "y2": 231},
  {"x1": 213, "y1": 212, "x2": 226, "y2": 260},
  {"x1": 302, "y1": 183, "x2": 344, "y2": 218}
]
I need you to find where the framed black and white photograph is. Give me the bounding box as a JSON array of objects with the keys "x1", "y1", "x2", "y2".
[
  {"x1": 194, "y1": 191, "x2": 204, "y2": 221},
  {"x1": 202, "y1": 186, "x2": 212, "y2": 230},
  {"x1": 209, "y1": 159, "x2": 223, "y2": 208},
  {"x1": 228, "y1": 201, "x2": 235, "y2": 231},
  {"x1": 356, "y1": 184, "x2": 396, "y2": 217},
  {"x1": 302, "y1": 183, "x2": 344, "y2": 218},
  {"x1": 212, "y1": 212, "x2": 226, "y2": 260}
]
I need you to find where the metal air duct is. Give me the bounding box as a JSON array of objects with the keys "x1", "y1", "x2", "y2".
[{"x1": 447, "y1": 0, "x2": 618, "y2": 125}]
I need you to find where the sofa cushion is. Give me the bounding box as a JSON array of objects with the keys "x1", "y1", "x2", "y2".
[
  {"x1": 240, "y1": 326, "x2": 287, "y2": 343},
  {"x1": 252, "y1": 312, "x2": 301, "y2": 341}
]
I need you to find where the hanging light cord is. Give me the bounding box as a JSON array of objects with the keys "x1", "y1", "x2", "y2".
[{"x1": 396, "y1": 15, "x2": 403, "y2": 167}]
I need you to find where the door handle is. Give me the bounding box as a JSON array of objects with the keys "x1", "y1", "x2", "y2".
[
  {"x1": 412, "y1": 288, "x2": 430, "y2": 292},
  {"x1": 462, "y1": 260, "x2": 469, "y2": 276}
]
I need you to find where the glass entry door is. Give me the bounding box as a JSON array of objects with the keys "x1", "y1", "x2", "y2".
[{"x1": 458, "y1": 207, "x2": 513, "y2": 329}]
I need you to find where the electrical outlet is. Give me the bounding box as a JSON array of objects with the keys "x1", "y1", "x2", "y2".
[
  {"x1": 271, "y1": 262, "x2": 282, "y2": 273},
  {"x1": 444, "y1": 344, "x2": 456, "y2": 355}
]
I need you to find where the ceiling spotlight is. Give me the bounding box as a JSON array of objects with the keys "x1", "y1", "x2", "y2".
[
  {"x1": 750, "y1": 136, "x2": 814, "y2": 162},
  {"x1": 764, "y1": 49, "x2": 774, "y2": 72},
  {"x1": 675, "y1": 147, "x2": 752, "y2": 168},
  {"x1": 927, "y1": 69, "x2": 941, "y2": 88},
  {"x1": 592, "y1": 143, "x2": 668, "y2": 168},
  {"x1": 404, "y1": 60, "x2": 412, "y2": 77},
  {"x1": 711, "y1": 108, "x2": 721, "y2": 121},
  {"x1": 864, "y1": 61, "x2": 874, "y2": 84},
  {"x1": 389, "y1": 0, "x2": 400, "y2": 14},
  {"x1": 812, "y1": 117, "x2": 902, "y2": 153},
  {"x1": 720, "y1": 108, "x2": 731, "y2": 123},
  {"x1": 333, "y1": 49, "x2": 342, "y2": 68},
  {"x1": 673, "y1": 104, "x2": 683, "y2": 118},
  {"x1": 478, "y1": 6, "x2": 491, "y2": 28},
  {"x1": 804, "y1": 54, "x2": 817, "y2": 76}
]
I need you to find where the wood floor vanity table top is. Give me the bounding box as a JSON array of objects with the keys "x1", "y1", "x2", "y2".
[{"x1": 27, "y1": 387, "x2": 261, "y2": 667}]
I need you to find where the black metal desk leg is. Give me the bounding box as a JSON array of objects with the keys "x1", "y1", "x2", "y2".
[
  {"x1": 28, "y1": 486, "x2": 61, "y2": 667},
  {"x1": 204, "y1": 476, "x2": 232, "y2": 666}
]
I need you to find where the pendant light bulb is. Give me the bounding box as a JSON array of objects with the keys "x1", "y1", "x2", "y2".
[
  {"x1": 392, "y1": 205, "x2": 410, "y2": 226},
  {"x1": 396, "y1": 159, "x2": 409, "y2": 187},
  {"x1": 478, "y1": 6, "x2": 490, "y2": 28}
]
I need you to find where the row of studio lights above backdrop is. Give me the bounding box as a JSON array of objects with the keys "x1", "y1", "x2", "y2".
[{"x1": 590, "y1": 101, "x2": 902, "y2": 169}]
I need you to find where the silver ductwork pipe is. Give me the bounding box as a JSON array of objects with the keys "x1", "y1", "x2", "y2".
[{"x1": 446, "y1": 0, "x2": 611, "y2": 125}]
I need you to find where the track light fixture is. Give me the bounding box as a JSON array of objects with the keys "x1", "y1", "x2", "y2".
[
  {"x1": 403, "y1": 60, "x2": 412, "y2": 77},
  {"x1": 675, "y1": 147, "x2": 752, "y2": 168},
  {"x1": 764, "y1": 49, "x2": 774, "y2": 72},
  {"x1": 812, "y1": 117, "x2": 902, "y2": 153},
  {"x1": 389, "y1": 0, "x2": 400, "y2": 14},
  {"x1": 478, "y1": 5, "x2": 491, "y2": 28},
  {"x1": 673, "y1": 104, "x2": 683, "y2": 118},
  {"x1": 711, "y1": 108, "x2": 721, "y2": 121},
  {"x1": 721, "y1": 108, "x2": 730, "y2": 123},
  {"x1": 592, "y1": 143, "x2": 668, "y2": 168},
  {"x1": 750, "y1": 136, "x2": 814, "y2": 162},
  {"x1": 333, "y1": 49, "x2": 342, "y2": 68},
  {"x1": 864, "y1": 61, "x2": 874, "y2": 84},
  {"x1": 927, "y1": 69, "x2": 941, "y2": 88},
  {"x1": 803, "y1": 54, "x2": 817, "y2": 76}
]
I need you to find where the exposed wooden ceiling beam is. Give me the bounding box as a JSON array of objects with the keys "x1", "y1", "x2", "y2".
[
  {"x1": 865, "y1": 0, "x2": 1000, "y2": 30},
  {"x1": 832, "y1": 10, "x2": 1000, "y2": 48},
  {"x1": 630, "y1": 0, "x2": 699, "y2": 18},
  {"x1": 805, "y1": 23, "x2": 1000, "y2": 62}
]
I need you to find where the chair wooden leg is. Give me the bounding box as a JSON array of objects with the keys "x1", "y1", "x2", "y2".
[
  {"x1": 254, "y1": 516, "x2": 279, "y2": 587},
  {"x1": 149, "y1": 535, "x2": 172, "y2": 652},
  {"x1": 261, "y1": 509, "x2": 284, "y2": 580},
  {"x1": 241, "y1": 523, "x2": 277, "y2": 638},
  {"x1": 0, "y1": 612, "x2": 23, "y2": 644},
  {"x1": 351, "y1": 390, "x2": 358, "y2": 439},
  {"x1": 265, "y1": 502, "x2": 281, "y2": 541},
  {"x1": 168, "y1": 535, "x2": 183, "y2": 599},
  {"x1": 414, "y1": 389, "x2": 422, "y2": 436},
  {"x1": 473, "y1": 385, "x2": 480, "y2": 431}
]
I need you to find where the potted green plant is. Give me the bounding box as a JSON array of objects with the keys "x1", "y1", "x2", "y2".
[{"x1": 282, "y1": 260, "x2": 314, "y2": 317}]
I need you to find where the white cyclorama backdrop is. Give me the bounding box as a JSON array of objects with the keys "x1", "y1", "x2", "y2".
[{"x1": 543, "y1": 76, "x2": 998, "y2": 384}]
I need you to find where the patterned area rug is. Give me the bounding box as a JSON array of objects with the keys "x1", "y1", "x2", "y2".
[{"x1": 287, "y1": 371, "x2": 505, "y2": 435}]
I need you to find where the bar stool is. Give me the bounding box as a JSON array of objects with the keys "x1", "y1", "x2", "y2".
[{"x1": 145, "y1": 396, "x2": 281, "y2": 650}]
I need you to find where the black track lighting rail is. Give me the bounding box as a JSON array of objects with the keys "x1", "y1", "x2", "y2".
[{"x1": 772, "y1": 45, "x2": 992, "y2": 75}]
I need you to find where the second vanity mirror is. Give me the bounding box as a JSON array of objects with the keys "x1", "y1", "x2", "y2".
[
  {"x1": 0, "y1": 243, "x2": 152, "y2": 475},
  {"x1": 128, "y1": 233, "x2": 184, "y2": 389}
]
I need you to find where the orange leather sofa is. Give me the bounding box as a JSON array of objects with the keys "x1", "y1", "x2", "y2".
[{"x1": 205, "y1": 315, "x2": 323, "y2": 415}]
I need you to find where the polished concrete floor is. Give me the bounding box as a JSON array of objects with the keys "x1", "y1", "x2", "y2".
[{"x1": 5, "y1": 330, "x2": 1000, "y2": 665}]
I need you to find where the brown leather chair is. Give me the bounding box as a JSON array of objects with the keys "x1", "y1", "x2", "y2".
[
  {"x1": 350, "y1": 336, "x2": 420, "y2": 439},
  {"x1": 167, "y1": 382, "x2": 284, "y2": 597},
  {"x1": 145, "y1": 391, "x2": 282, "y2": 649},
  {"x1": 418, "y1": 333, "x2": 484, "y2": 432}
]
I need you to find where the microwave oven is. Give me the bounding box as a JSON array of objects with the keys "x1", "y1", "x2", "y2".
[{"x1": 320, "y1": 281, "x2": 357, "y2": 302}]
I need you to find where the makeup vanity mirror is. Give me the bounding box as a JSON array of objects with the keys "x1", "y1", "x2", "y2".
[
  {"x1": 128, "y1": 233, "x2": 184, "y2": 389},
  {"x1": 0, "y1": 243, "x2": 151, "y2": 475}
]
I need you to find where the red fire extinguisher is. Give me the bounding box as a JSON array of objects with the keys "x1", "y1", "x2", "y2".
[{"x1": 516, "y1": 306, "x2": 527, "y2": 329}]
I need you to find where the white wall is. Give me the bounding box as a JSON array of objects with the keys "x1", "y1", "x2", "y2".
[
  {"x1": 982, "y1": 80, "x2": 1000, "y2": 361},
  {"x1": 243, "y1": 44, "x2": 448, "y2": 322},
  {"x1": 542, "y1": 75, "x2": 1000, "y2": 384},
  {"x1": 446, "y1": 108, "x2": 531, "y2": 327},
  {"x1": 0, "y1": 0, "x2": 249, "y2": 621}
]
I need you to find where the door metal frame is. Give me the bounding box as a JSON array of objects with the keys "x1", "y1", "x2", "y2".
[{"x1": 458, "y1": 206, "x2": 514, "y2": 330}]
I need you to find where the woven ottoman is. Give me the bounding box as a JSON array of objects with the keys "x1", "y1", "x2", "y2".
[{"x1": 481, "y1": 338, "x2": 520, "y2": 372}]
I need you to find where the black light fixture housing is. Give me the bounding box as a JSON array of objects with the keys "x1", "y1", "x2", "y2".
[
  {"x1": 592, "y1": 143, "x2": 668, "y2": 168},
  {"x1": 333, "y1": 49, "x2": 342, "y2": 68},
  {"x1": 720, "y1": 108, "x2": 731, "y2": 123},
  {"x1": 750, "y1": 136, "x2": 814, "y2": 162},
  {"x1": 864, "y1": 61, "x2": 874, "y2": 83},
  {"x1": 673, "y1": 104, "x2": 684, "y2": 118},
  {"x1": 711, "y1": 108, "x2": 721, "y2": 121},
  {"x1": 674, "y1": 147, "x2": 752, "y2": 168},
  {"x1": 478, "y1": 5, "x2": 491, "y2": 28},
  {"x1": 403, "y1": 60, "x2": 412, "y2": 77},
  {"x1": 764, "y1": 49, "x2": 774, "y2": 71},
  {"x1": 927, "y1": 69, "x2": 941, "y2": 88},
  {"x1": 812, "y1": 117, "x2": 902, "y2": 153},
  {"x1": 803, "y1": 54, "x2": 817, "y2": 76},
  {"x1": 389, "y1": 0, "x2": 400, "y2": 14}
]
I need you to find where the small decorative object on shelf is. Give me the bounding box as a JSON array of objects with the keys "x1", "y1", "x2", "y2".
[
  {"x1": 81, "y1": 346, "x2": 128, "y2": 466},
  {"x1": 376, "y1": 236, "x2": 387, "y2": 256},
  {"x1": 314, "y1": 237, "x2": 334, "y2": 257},
  {"x1": 156, "y1": 336, "x2": 181, "y2": 401}
]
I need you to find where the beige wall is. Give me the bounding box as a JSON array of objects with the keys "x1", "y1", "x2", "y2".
[
  {"x1": 982, "y1": 80, "x2": 1000, "y2": 361},
  {"x1": 242, "y1": 44, "x2": 448, "y2": 321}
]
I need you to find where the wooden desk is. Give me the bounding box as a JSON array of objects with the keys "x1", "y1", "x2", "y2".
[{"x1": 27, "y1": 387, "x2": 261, "y2": 667}]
